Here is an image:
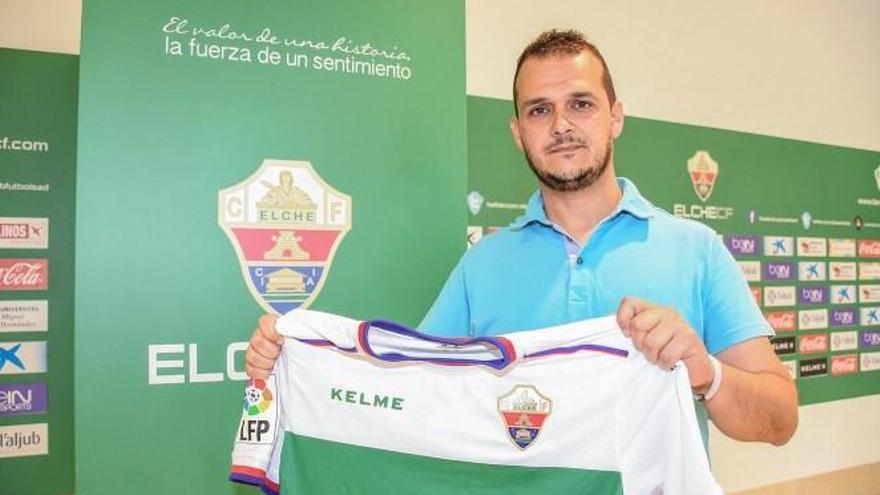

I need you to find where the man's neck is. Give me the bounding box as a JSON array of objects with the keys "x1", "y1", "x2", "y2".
[{"x1": 541, "y1": 170, "x2": 622, "y2": 246}]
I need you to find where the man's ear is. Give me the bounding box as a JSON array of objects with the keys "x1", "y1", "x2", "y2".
[
  {"x1": 610, "y1": 100, "x2": 624, "y2": 139},
  {"x1": 509, "y1": 116, "x2": 524, "y2": 151}
]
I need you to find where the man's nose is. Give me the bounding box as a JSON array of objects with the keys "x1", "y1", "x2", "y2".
[{"x1": 551, "y1": 113, "x2": 574, "y2": 136}]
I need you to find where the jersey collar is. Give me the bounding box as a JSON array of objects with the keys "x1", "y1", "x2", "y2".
[{"x1": 510, "y1": 177, "x2": 656, "y2": 231}]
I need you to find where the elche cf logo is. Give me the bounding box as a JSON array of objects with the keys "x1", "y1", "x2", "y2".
[
  {"x1": 219, "y1": 159, "x2": 352, "y2": 314},
  {"x1": 687, "y1": 151, "x2": 719, "y2": 202},
  {"x1": 497, "y1": 385, "x2": 551, "y2": 450}
]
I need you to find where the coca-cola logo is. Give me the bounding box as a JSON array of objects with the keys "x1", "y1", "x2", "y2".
[
  {"x1": 859, "y1": 240, "x2": 880, "y2": 258},
  {"x1": 799, "y1": 334, "x2": 829, "y2": 354},
  {"x1": 831, "y1": 355, "x2": 858, "y2": 376},
  {"x1": 765, "y1": 311, "x2": 796, "y2": 331},
  {"x1": 0, "y1": 259, "x2": 48, "y2": 291}
]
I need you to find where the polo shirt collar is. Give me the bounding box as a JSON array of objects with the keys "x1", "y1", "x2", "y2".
[{"x1": 510, "y1": 177, "x2": 655, "y2": 231}]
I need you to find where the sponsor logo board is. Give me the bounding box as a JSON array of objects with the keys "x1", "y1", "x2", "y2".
[
  {"x1": 764, "y1": 261, "x2": 794, "y2": 281},
  {"x1": 798, "y1": 262, "x2": 826, "y2": 281},
  {"x1": 862, "y1": 330, "x2": 880, "y2": 349},
  {"x1": 858, "y1": 240, "x2": 880, "y2": 258},
  {"x1": 830, "y1": 262, "x2": 857, "y2": 281},
  {"x1": 764, "y1": 286, "x2": 796, "y2": 307},
  {"x1": 830, "y1": 308, "x2": 856, "y2": 328},
  {"x1": 764, "y1": 236, "x2": 794, "y2": 257},
  {"x1": 725, "y1": 235, "x2": 760, "y2": 256},
  {"x1": 0, "y1": 259, "x2": 48, "y2": 291},
  {"x1": 828, "y1": 238, "x2": 856, "y2": 258},
  {"x1": 831, "y1": 355, "x2": 859, "y2": 376},
  {"x1": 0, "y1": 383, "x2": 47, "y2": 417},
  {"x1": 0, "y1": 423, "x2": 48, "y2": 459},
  {"x1": 861, "y1": 307, "x2": 880, "y2": 326},
  {"x1": 860, "y1": 262, "x2": 880, "y2": 281},
  {"x1": 860, "y1": 352, "x2": 880, "y2": 372},
  {"x1": 799, "y1": 309, "x2": 829, "y2": 330},
  {"x1": 831, "y1": 285, "x2": 857, "y2": 305},
  {"x1": 737, "y1": 261, "x2": 761, "y2": 282},
  {"x1": 798, "y1": 286, "x2": 827, "y2": 305},
  {"x1": 771, "y1": 336, "x2": 796, "y2": 355},
  {"x1": 860, "y1": 285, "x2": 880, "y2": 304},
  {"x1": 797, "y1": 237, "x2": 827, "y2": 257},
  {"x1": 798, "y1": 333, "x2": 829, "y2": 354},
  {"x1": 765, "y1": 311, "x2": 796, "y2": 332},
  {"x1": 0, "y1": 300, "x2": 47, "y2": 333},
  {"x1": 830, "y1": 331, "x2": 858, "y2": 352},
  {"x1": 0, "y1": 342, "x2": 47, "y2": 375},
  {"x1": 0, "y1": 218, "x2": 48, "y2": 249},
  {"x1": 800, "y1": 358, "x2": 828, "y2": 378}
]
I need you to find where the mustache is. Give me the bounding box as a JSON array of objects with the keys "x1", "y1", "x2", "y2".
[{"x1": 544, "y1": 136, "x2": 588, "y2": 154}]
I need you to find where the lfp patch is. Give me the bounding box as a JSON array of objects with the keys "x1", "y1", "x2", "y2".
[
  {"x1": 497, "y1": 385, "x2": 552, "y2": 450},
  {"x1": 219, "y1": 159, "x2": 352, "y2": 314}
]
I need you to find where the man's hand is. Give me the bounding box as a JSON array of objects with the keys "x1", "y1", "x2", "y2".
[
  {"x1": 616, "y1": 296, "x2": 714, "y2": 393},
  {"x1": 246, "y1": 314, "x2": 284, "y2": 380},
  {"x1": 618, "y1": 296, "x2": 799, "y2": 445}
]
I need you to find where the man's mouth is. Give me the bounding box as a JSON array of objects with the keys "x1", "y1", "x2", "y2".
[{"x1": 547, "y1": 144, "x2": 586, "y2": 154}]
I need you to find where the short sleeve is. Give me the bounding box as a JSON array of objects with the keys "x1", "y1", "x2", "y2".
[
  {"x1": 417, "y1": 259, "x2": 471, "y2": 337},
  {"x1": 701, "y1": 232, "x2": 774, "y2": 354}
]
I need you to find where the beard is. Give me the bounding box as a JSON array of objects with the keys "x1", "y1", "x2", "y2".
[{"x1": 523, "y1": 135, "x2": 612, "y2": 192}]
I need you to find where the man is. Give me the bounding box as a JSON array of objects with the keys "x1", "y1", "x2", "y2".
[{"x1": 247, "y1": 29, "x2": 798, "y2": 446}]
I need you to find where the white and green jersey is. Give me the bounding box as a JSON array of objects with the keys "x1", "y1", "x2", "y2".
[{"x1": 230, "y1": 310, "x2": 722, "y2": 495}]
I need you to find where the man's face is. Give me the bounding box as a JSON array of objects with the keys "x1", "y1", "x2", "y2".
[{"x1": 510, "y1": 52, "x2": 623, "y2": 192}]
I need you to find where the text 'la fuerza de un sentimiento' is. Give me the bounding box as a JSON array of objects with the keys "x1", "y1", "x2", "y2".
[{"x1": 161, "y1": 17, "x2": 414, "y2": 80}]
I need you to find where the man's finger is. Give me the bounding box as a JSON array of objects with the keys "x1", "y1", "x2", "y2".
[
  {"x1": 616, "y1": 296, "x2": 653, "y2": 336},
  {"x1": 640, "y1": 323, "x2": 676, "y2": 364},
  {"x1": 246, "y1": 348, "x2": 277, "y2": 376},
  {"x1": 245, "y1": 361, "x2": 271, "y2": 380},
  {"x1": 258, "y1": 314, "x2": 283, "y2": 344},
  {"x1": 249, "y1": 330, "x2": 282, "y2": 359}
]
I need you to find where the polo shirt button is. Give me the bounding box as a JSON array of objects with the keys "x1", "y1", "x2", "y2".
[{"x1": 576, "y1": 256, "x2": 583, "y2": 265}]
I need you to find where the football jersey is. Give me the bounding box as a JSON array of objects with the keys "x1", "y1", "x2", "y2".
[{"x1": 230, "y1": 310, "x2": 723, "y2": 495}]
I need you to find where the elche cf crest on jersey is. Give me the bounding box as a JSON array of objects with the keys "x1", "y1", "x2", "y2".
[{"x1": 230, "y1": 310, "x2": 722, "y2": 495}]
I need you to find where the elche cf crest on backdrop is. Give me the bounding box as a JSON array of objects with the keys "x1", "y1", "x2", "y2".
[{"x1": 218, "y1": 159, "x2": 352, "y2": 314}]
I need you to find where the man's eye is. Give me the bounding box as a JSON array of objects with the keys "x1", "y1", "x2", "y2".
[
  {"x1": 573, "y1": 100, "x2": 593, "y2": 111},
  {"x1": 528, "y1": 106, "x2": 549, "y2": 116}
]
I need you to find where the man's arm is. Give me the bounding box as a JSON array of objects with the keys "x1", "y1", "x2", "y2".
[
  {"x1": 617, "y1": 297, "x2": 798, "y2": 446},
  {"x1": 707, "y1": 337, "x2": 798, "y2": 446}
]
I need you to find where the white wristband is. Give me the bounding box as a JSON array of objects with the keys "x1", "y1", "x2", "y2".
[{"x1": 695, "y1": 355, "x2": 723, "y2": 402}]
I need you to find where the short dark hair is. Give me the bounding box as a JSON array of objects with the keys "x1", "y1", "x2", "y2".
[{"x1": 513, "y1": 29, "x2": 617, "y2": 115}]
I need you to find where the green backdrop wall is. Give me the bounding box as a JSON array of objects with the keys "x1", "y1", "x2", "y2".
[
  {"x1": 76, "y1": 1, "x2": 465, "y2": 494},
  {"x1": 0, "y1": 48, "x2": 77, "y2": 495}
]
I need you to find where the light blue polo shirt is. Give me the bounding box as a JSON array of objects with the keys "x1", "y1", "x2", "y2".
[
  {"x1": 420, "y1": 177, "x2": 771, "y2": 352},
  {"x1": 420, "y1": 177, "x2": 773, "y2": 446}
]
